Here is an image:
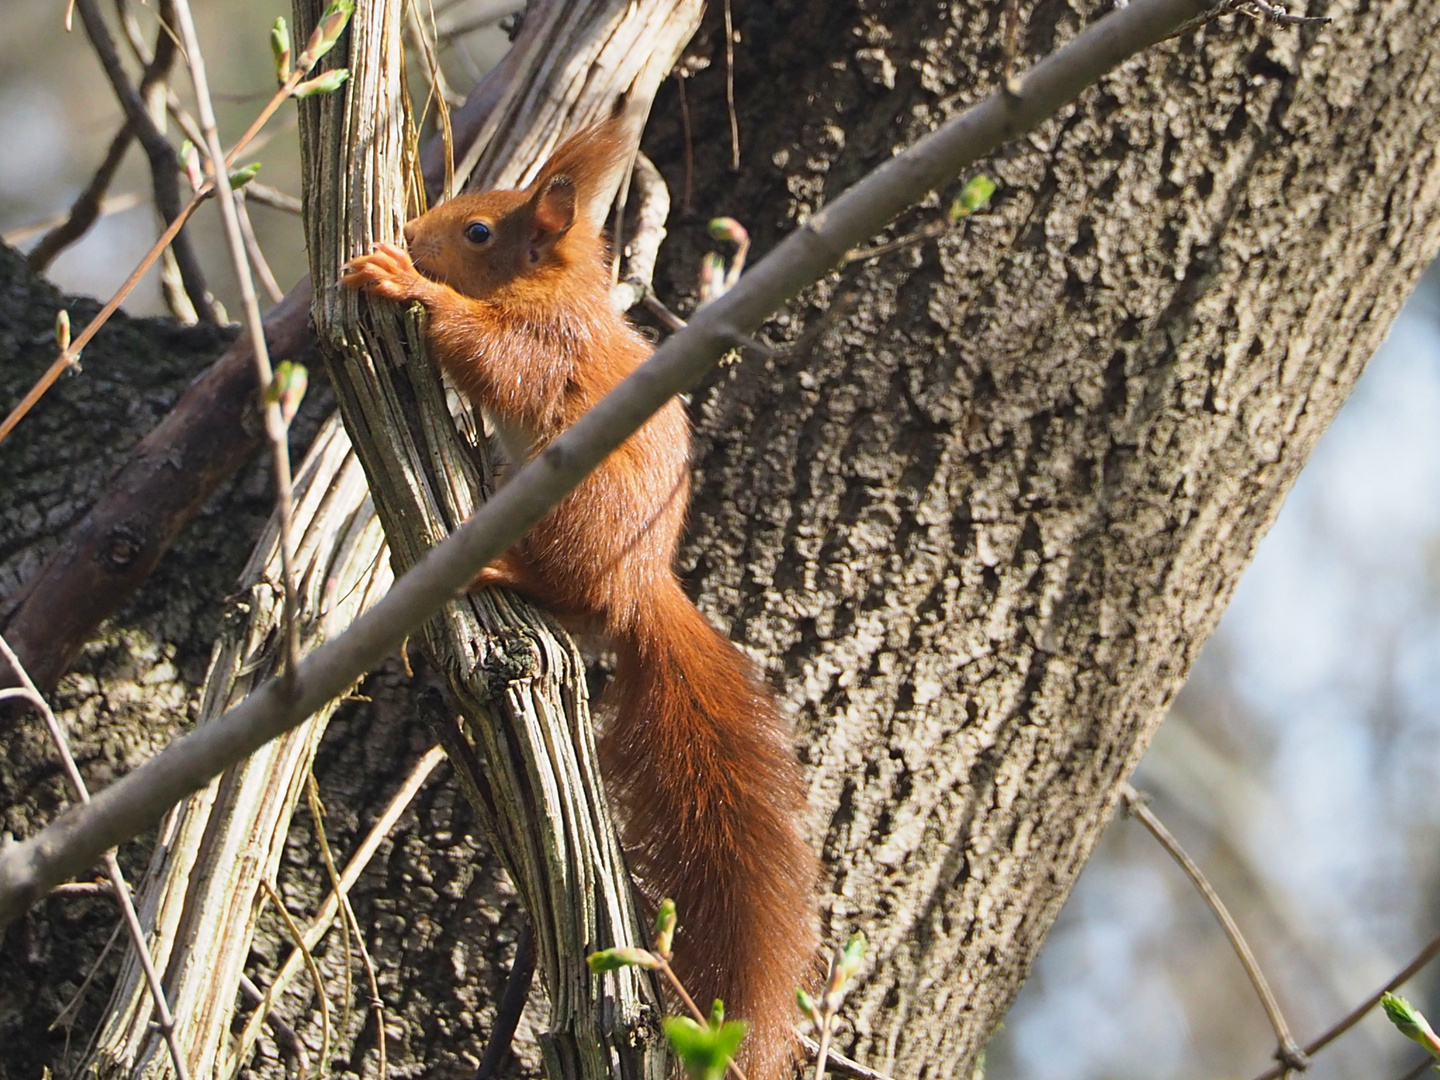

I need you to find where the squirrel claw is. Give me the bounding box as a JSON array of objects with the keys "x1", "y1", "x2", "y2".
[{"x1": 340, "y1": 243, "x2": 427, "y2": 302}]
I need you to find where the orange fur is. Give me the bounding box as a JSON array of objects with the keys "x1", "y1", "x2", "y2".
[{"x1": 341, "y1": 119, "x2": 818, "y2": 1078}]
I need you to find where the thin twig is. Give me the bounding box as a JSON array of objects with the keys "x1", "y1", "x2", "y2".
[
  {"x1": 167, "y1": 0, "x2": 303, "y2": 678},
  {"x1": 260, "y1": 877, "x2": 333, "y2": 1077},
  {"x1": 474, "y1": 923, "x2": 537, "y2": 1080},
  {"x1": 306, "y1": 777, "x2": 356, "y2": 1056},
  {"x1": 797, "y1": 1036, "x2": 895, "y2": 1080},
  {"x1": 655, "y1": 953, "x2": 750, "y2": 1080},
  {"x1": 1122, "y1": 785, "x2": 1307, "y2": 1073},
  {"x1": 237, "y1": 194, "x2": 286, "y2": 303},
  {"x1": 1248, "y1": 927, "x2": 1440, "y2": 1080},
  {"x1": 675, "y1": 68, "x2": 693, "y2": 213},
  {"x1": 244, "y1": 181, "x2": 305, "y2": 215},
  {"x1": 0, "y1": 633, "x2": 193, "y2": 1080},
  {"x1": 26, "y1": 131, "x2": 135, "y2": 271},
  {"x1": 722, "y1": 0, "x2": 739, "y2": 170},
  {"x1": 308, "y1": 774, "x2": 387, "y2": 1080},
  {"x1": 0, "y1": 0, "x2": 1220, "y2": 929},
  {"x1": 238, "y1": 973, "x2": 311, "y2": 1074},
  {"x1": 75, "y1": 0, "x2": 215, "y2": 322}
]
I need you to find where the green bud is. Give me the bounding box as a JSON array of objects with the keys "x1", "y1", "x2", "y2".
[
  {"x1": 265, "y1": 362, "x2": 308, "y2": 425},
  {"x1": 299, "y1": 0, "x2": 355, "y2": 70},
  {"x1": 839, "y1": 930, "x2": 866, "y2": 978},
  {"x1": 586, "y1": 947, "x2": 659, "y2": 973},
  {"x1": 655, "y1": 898, "x2": 677, "y2": 957},
  {"x1": 227, "y1": 162, "x2": 262, "y2": 190},
  {"x1": 270, "y1": 17, "x2": 292, "y2": 82},
  {"x1": 1382, "y1": 993, "x2": 1440, "y2": 1056},
  {"x1": 796, "y1": 988, "x2": 818, "y2": 1025},
  {"x1": 707, "y1": 216, "x2": 748, "y2": 247},
  {"x1": 292, "y1": 68, "x2": 350, "y2": 98},
  {"x1": 949, "y1": 174, "x2": 996, "y2": 222}
]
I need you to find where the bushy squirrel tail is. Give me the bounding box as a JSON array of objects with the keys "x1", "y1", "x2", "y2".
[{"x1": 601, "y1": 578, "x2": 818, "y2": 1079}]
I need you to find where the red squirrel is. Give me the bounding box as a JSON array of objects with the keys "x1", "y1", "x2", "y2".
[{"x1": 341, "y1": 120, "x2": 818, "y2": 1078}]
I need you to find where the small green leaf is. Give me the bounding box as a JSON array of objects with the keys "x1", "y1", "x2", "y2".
[
  {"x1": 796, "y1": 988, "x2": 818, "y2": 1025},
  {"x1": 270, "y1": 17, "x2": 292, "y2": 82},
  {"x1": 1382, "y1": 993, "x2": 1440, "y2": 1058},
  {"x1": 291, "y1": 68, "x2": 351, "y2": 98},
  {"x1": 655, "y1": 898, "x2": 677, "y2": 957},
  {"x1": 949, "y1": 175, "x2": 996, "y2": 222},
  {"x1": 227, "y1": 162, "x2": 262, "y2": 190},
  {"x1": 586, "y1": 947, "x2": 659, "y2": 974},
  {"x1": 663, "y1": 1015, "x2": 749, "y2": 1080}
]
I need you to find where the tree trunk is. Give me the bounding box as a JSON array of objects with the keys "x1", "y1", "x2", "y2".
[
  {"x1": 638, "y1": 0, "x2": 1440, "y2": 1073},
  {"x1": 3, "y1": 0, "x2": 1439, "y2": 1078}
]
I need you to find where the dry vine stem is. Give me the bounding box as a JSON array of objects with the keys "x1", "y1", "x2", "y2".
[
  {"x1": 0, "y1": 0, "x2": 1218, "y2": 938},
  {"x1": 87, "y1": 0, "x2": 704, "y2": 1075}
]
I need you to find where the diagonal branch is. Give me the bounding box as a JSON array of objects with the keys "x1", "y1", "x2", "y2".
[{"x1": 0, "y1": 0, "x2": 1217, "y2": 930}]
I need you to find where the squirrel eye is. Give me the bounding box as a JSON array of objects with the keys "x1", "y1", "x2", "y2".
[{"x1": 464, "y1": 221, "x2": 492, "y2": 245}]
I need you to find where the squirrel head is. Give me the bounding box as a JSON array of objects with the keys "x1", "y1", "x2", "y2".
[{"x1": 404, "y1": 117, "x2": 634, "y2": 301}]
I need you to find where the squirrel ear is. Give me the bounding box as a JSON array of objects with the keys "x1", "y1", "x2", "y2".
[
  {"x1": 532, "y1": 176, "x2": 577, "y2": 238},
  {"x1": 527, "y1": 112, "x2": 638, "y2": 232}
]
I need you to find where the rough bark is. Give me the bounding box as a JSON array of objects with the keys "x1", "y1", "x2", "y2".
[
  {"x1": 644, "y1": 0, "x2": 1440, "y2": 1074},
  {"x1": 3, "y1": 0, "x2": 1440, "y2": 1078}
]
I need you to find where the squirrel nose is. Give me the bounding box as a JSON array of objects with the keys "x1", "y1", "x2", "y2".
[{"x1": 403, "y1": 222, "x2": 416, "y2": 246}]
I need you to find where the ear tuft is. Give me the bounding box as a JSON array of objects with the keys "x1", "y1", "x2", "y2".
[
  {"x1": 527, "y1": 115, "x2": 637, "y2": 232},
  {"x1": 532, "y1": 176, "x2": 577, "y2": 238}
]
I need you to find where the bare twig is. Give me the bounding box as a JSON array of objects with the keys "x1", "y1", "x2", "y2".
[
  {"x1": 1166, "y1": 0, "x2": 1329, "y2": 40},
  {"x1": 0, "y1": 633, "x2": 193, "y2": 1080},
  {"x1": 25, "y1": 132, "x2": 136, "y2": 271},
  {"x1": 675, "y1": 67, "x2": 693, "y2": 213},
  {"x1": 260, "y1": 877, "x2": 333, "y2": 1075},
  {"x1": 238, "y1": 974, "x2": 311, "y2": 1074},
  {"x1": 237, "y1": 194, "x2": 286, "y2": 303},
  {"x1": 245, "y1": 181, "x2": 305, "y2": 215},
  {"x1": 75, "y1": 0, "x2": 215, "y2": 322},
  {"x1": 1248, "y1": 927, "x2": 1440, "y2": 1080},
  {"x1": 722, "y1": 0, "x2": 739, "y2": 170},
  {"x1": 474, "y1": 923, "x2": 537, "y2": 1080},
  {"x1": 797, "y1": 1036, "x2": 895, "y2": 1080},
  {"x1": 168, "y1": 0, "x2": 305, "y2": 676},
  {"x1": 0, "y1": 0, "x2": 1219, "y2": 928},
  {"x1": 1122, "y1": 785, "x2": 1307, "y2": 1073},
  {"x1": 307, "y1": 775, "x2": 387, "y2": 1080}
]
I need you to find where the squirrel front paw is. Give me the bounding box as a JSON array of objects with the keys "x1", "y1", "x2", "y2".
[{"x1": 340, "y1": 242, "x2": 433, "y2": 303}]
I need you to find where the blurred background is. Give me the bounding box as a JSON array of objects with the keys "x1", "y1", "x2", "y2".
[{"x1": 4, "y1": 2, "x2": 1439, "y2": 1079}]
